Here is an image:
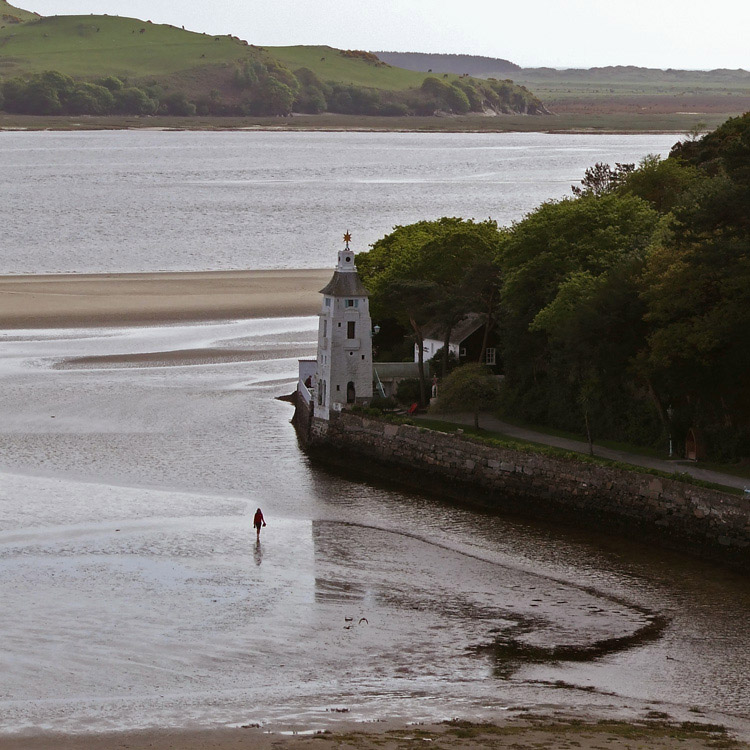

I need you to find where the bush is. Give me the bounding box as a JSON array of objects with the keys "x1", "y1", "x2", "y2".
[
  {"x1": 160, "y1": 92, "x2": 196, "y2": 116},
  {"x1": 113, "y1": 87, "x2": 157, "y2": 115},
  {"x1": 67, "y1": 83, "x2": 114, "y2": 115},
  {"x1": 396, "y1": 378, "x2": 421, "y2": 404},
  {"x1": 369, "y1": 395, "x2": 398, "y2": 411}
]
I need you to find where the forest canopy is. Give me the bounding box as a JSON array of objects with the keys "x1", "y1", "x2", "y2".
[{"x1": 357, "y1": 113, "x2": 750, "y2": 461}]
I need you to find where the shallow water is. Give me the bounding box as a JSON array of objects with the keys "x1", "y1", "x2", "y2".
[
  {"x1": 1, "y1": 321, "x2": 748, "y2": 736},
  {"x1": 0, "y1": 131, "x2": 677, "y2": 273}
]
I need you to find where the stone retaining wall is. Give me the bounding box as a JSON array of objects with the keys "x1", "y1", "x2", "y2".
[{"x1": 297, "y1": 406, "x2": 750, "y2": 569}]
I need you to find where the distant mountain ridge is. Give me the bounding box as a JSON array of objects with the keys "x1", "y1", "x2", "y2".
[{"x1": 373, "y1": 51, "x2": 520, "y2": 78}]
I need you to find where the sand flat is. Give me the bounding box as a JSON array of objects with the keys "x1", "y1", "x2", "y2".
[
  {"x1": 5, "y1": 720, "x2": 745, "y2": 750},
  {"x1": 0, "y1": 269, "x2": 331, "y2": 328}
]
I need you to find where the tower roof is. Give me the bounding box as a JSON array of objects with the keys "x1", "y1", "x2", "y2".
[
  {"x1": 320, "y1": 232, "x2": 370, "y2": 297},
  {"x1": 319, "y1": 272, "x2": 369, "y2": 297}
]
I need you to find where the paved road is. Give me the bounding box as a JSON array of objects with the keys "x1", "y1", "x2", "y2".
[{"x1": 417, "y1": 412, "x2": 750, "y2": 492}]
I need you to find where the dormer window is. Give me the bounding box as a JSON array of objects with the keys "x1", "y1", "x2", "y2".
[{"x1": 344, "y1": 299, "x2": 359, "y2": 308}]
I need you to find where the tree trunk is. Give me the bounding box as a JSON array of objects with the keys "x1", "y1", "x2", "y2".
[
  {"x1": 584, "y1": 408, "x2": 594, "y2": 456},
  {"x1": 441, "y1": 325, "x2": 452, "y2": 378},
  {"x1": 411, "y1": 317, "x2": 427, "y2": 407},
  {"x1": 477, "y1": 290, "x2": 495, "y2": 365},
  {"x1": 474, "y1": 410, "x2": 480, "y2": 430}
]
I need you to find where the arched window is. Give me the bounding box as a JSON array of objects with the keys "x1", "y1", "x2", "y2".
[{"x1": 347, "y1": 381, "x2": 356, "y2": 404}]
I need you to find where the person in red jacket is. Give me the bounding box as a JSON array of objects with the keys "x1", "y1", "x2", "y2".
[{"x1": 253, "y1": 508, "x2": 266, "y2": 540}]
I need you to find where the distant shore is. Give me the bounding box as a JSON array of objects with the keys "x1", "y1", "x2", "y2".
[
  {"x1": 0, "y1": 111, "x2": 736, "y2": 134},
  {"x1": 0, "y1": 269, "x2": 330, "y2": 328}
]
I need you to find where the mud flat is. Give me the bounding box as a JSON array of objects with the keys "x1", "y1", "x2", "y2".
[
  {"x1": 0, "y1": 269, "x2": 330, "y2": 328},
  {"x1": 5, "y1": 718, "x2": 746, "y2": 750}
]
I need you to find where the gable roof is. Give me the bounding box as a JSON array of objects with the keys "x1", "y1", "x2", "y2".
[
  {"x1": 319, "y1": 271, "x2": 369, "y2": 297},
  {"x1": 422, "y1": 313, "x2": 484, "y2": 345}
]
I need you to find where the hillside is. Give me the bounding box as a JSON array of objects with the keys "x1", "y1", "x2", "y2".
[
  {"x1": 369, "y1": 52, "x2": 750, "y2": 117},
  {"x1": 0, "y1": 11, "x2": 545, "y2": 118},
  {"x1": 0, "y1": 0, "x2": 38, "y2": 24}
]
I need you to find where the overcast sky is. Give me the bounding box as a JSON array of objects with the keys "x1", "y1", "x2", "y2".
[{"x1": 23, "y1": 0, "x2": 750, "y2": 70}]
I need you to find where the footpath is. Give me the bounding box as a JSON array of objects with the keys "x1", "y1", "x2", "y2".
[{"x1": 416, "y1": 412, "x2": 749, "y2": 492}]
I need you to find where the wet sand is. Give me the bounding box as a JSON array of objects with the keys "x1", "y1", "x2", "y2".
[
  {"x1": 0, "y1": 270, "x2": 331, "y2": 328},
  {"x1": 6, "y1": 719, "x2": 744, "y2": 750}
]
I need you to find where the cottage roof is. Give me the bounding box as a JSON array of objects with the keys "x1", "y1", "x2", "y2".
[
  {"x1": 422, "y1": 313, "x2": 484, "y2": 344},
  {"x1": 319, "y1": 271, "x2": 369, "y2": 297}
]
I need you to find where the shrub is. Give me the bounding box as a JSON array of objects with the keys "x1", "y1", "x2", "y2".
[{"x1": 396, "y1": 378, "x2": 421, "y2": 404}]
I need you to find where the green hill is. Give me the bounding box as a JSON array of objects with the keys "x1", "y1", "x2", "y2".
[
  {"x1": 0, "y1": 10, "x2": 546, "y2": 118},
  {"x1": 0, "y1": 0, "x2": 39, "y2": 24}
]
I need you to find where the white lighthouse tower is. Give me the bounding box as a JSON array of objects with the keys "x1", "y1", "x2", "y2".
[{"x1": 314, "y1": 233, "x2": 373, "y2": 420}]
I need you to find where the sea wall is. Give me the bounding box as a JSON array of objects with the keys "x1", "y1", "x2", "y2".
[{"x1": 295, "y1": 405, "x2": 750, "y2": 569}]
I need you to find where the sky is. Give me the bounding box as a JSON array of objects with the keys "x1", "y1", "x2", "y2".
[{"x1": 21, "y1": 0, "x2": 750, "y2": 70}]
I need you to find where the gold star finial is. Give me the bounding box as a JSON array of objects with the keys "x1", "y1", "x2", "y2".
[{"x1": 343, "y1": 231, "x2": 352, "y2": 249}]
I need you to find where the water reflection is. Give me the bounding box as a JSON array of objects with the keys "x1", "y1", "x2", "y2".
[{"x1": 253, "y1": 539, "x2": 263, "y2": 567}]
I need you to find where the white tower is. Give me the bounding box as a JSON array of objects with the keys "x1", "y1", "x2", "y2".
[{"x1": 315, "y1": 234, "x2": 373, "y2": 420}]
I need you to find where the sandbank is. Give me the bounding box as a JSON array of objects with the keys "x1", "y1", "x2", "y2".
[
  {"x1": 4, "y1": 718, "x2": 744, "y2": 750},
  {"x1": 0, "y1": 269, "x2": 331, "y2": 329}
]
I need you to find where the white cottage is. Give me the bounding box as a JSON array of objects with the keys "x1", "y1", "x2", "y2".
[{"x1": 311, "y1": 241, "x2": 374, "y2": 420}]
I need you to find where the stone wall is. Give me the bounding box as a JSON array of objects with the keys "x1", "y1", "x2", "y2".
[{"x1": 299, "y1": 408, "x2": 750, "y2": 569}]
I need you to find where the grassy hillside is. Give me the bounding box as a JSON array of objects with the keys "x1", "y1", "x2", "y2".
[
  {"x1": 0, "y1": 14, "x2": 258, "y2": 79},
  {"x1": 0, "y1": 0, "x2": 38, "y2": 24},
  {"x1": 267, "y1": 45, "x2": 428, "y2": 90},
  {"x1": 0, "y1": 12, "x2": 545, "y2": 118}
]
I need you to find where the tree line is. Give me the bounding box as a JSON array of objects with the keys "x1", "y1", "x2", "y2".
[
  {"x1": 0, "y1": 60, "x2": 544, "y2": 118},
  {"x1": 357, "y1": 113, "x2": 750, "y2": 462}
]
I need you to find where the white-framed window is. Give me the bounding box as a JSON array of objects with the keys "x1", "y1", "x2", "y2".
[
  {"x1": 485, "y1": 347, "x2": 497, "y2": 366},
  {"x1": 344, "y1": 299, "x2": 359, "y2": 308},
  {"x1": 459, "y1": 347, "x2": 467, "y2": 357}
]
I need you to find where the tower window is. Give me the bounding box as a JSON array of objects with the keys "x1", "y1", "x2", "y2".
[
  {"x1": 347, "y1": 321, "x2": 356, "y2": 339},
  {"x1": 325, "y1": 298, "x2": 331, "y2": 307},
  {"x1": 344, "y1": 299, "x2": 359, "y2": 308}
]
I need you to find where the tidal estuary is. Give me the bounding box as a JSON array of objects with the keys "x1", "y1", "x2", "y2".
[
  {"x1": 0, "y1": 320, "x2": 748, "y2": 737},
  {"x1": 0, "y1": 131, "x2": 748, "y2": 738}
]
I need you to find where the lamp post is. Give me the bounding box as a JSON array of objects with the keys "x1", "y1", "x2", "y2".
[{"x1": 667, "y1": 404, "x2": 674, "y2": 458}]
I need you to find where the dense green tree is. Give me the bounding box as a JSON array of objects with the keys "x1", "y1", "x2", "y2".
[
  {"x1": 113, "y1": 86, "x2": 157, "y2": 115},
  {"x1": 498, "y1": 192, "x2": 659, "y2": 437},
  {"x1": 67, "y1": 82, "x2": 115, "y2": 115},
  {"x1": 431, "y1": 363, "x2": 501, "y2": 429},
  {"x1": 160, "y1": 91, "x2": 196, "y2": 116},
  {"x1": 358, "y1": 218, "x2": 501, "y2": 402}
]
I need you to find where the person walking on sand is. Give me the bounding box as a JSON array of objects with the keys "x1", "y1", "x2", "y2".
[{"x1": 253, "y1": 508, "x2": 266, "y2": 540}]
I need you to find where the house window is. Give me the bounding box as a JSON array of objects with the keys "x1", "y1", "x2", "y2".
[
  {"x1": 323, "y1": 319, "x2": 327, "y2": 338},
  {"x1": 485, "y1": 347, "x2": 496, "y2": 366},
  {"x1": 347, "y1": 321, "x2": 356, "y2": 339},
  {"x1": 459, "y1": 347, "x2": 467, "y2": 357},
  {"x1": 344, "y1": 299, "x2": 359, "y2": 308},
  {"x1": 325, "y1": 298, "x2": 331, "y2": 307}
]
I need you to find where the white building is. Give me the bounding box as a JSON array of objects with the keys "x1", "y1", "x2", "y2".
[{"x1": 311, "y1": 242, "x2": 374, "y2": 420}]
